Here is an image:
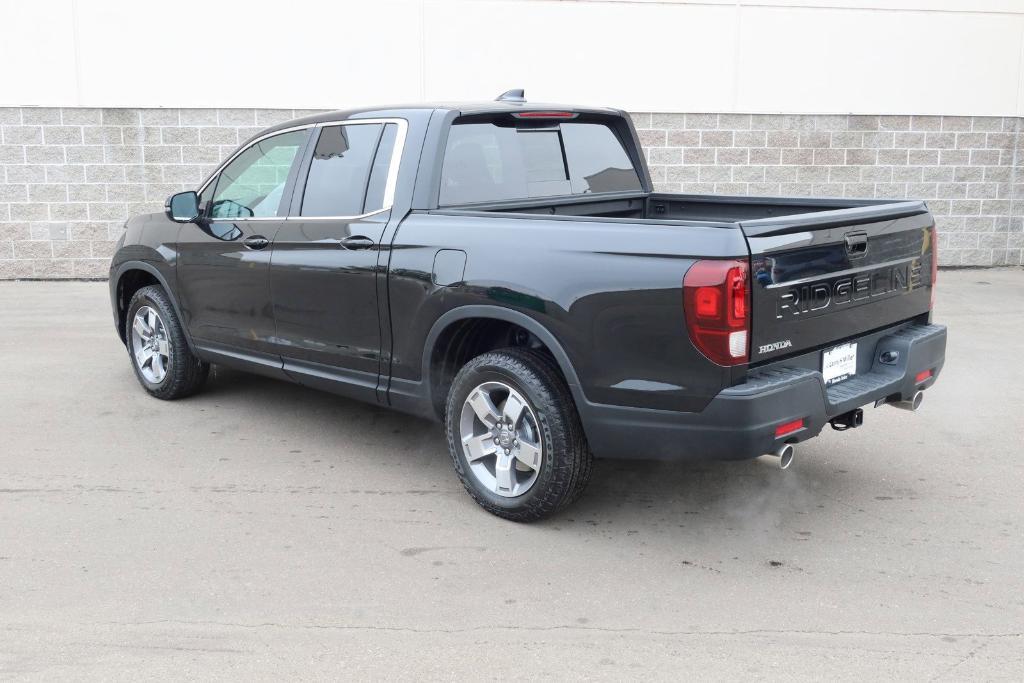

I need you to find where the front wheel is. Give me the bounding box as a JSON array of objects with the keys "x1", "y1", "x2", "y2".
[
  {"x1": 445, "y1": 348, "x2": 592, "y2": 521},
  {"x1": 125, "y1": 285, "x2": 209, "y2": 400}
]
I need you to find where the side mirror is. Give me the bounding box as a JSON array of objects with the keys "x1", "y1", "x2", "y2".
[{"x1": 166, "y1": 191, "x2": 200, "y2": 223}]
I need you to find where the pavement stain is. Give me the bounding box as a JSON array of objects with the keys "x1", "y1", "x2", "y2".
[
  {"x1": 399, "y1": 546, "x2": 488, "y2": 557},
  {"x1": 681, "y1": 560, "x2": 722, "y2": 574}
]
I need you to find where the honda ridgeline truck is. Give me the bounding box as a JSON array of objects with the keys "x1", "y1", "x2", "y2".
[{"x1": 109, "y1": 91, "x2": 946, "y2": 520}]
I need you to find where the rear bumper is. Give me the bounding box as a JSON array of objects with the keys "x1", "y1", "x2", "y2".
[{"x1": 581, "y1": 322, "x2": 946, "y2": 460}]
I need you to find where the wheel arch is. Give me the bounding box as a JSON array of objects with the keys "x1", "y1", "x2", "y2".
[
  {"x1": 420, "y1": 305, "x2": 586, "y2": 420},
  {"x1": 111, "y1": 261, "x2": 194, "y2": 351}
]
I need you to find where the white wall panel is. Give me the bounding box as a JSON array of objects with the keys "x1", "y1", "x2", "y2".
[
  {"x1": 71, "y1": 0, "x2": 424, "y2": 109},
  {"x1": 736, "y1": 5, "x2": 1024, "y2": 115},
  {"x1": 0, "y1": 0, "x2": 78, "y2": 106},
  {"x1": 422, "y1": 0, "x2": 737, "y2": 111},
  {"x1": 0, "y1": 0, "x2": 1022, "y2": 114},
  {"x1": 633, "y1": 0, "x2": 1024, "y2": 11}
]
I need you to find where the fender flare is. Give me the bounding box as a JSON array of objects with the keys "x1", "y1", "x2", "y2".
[
  {"x1": 111, "y1": 260, "x2": 196, "y2": 351},
  {"x1": 420, "y1": 305, "x2": 588, "y2": 413}
]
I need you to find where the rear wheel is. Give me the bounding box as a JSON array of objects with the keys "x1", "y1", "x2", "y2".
[
  {"x1": 445, "y1": 348, "x2": 592, "y2": 521},
  {"x1": 125, "y1": 285, "x2": 209, "y2": 400}
]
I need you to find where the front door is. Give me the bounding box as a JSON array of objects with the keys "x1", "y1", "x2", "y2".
[
  {"x1": 269, "y1": 120, "x2": 404, "y2": 401},
  {"x1": 176, "y1": 128, "x2": 310, "y2": 366}
]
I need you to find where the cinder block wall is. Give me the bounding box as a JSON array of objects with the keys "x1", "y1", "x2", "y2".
[
  {"x1": 0, "y1": 107, "x2": 1021, "y2": 278},
  {"x1": 635, "y1": 113, "x2": 1022, "y2": 268}
]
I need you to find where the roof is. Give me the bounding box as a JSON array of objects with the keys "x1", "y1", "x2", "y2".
[{"x1": 262, "y1": 99, "x2": 624, "y2": 135}]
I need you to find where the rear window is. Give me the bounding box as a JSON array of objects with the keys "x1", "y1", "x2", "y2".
[{"x1": 439, "y1": 119, "x2": 642, "y2": 206}]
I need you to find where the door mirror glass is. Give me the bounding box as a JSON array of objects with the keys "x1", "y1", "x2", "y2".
[{"x1": 166, "y1": 191, "x2": 200, "y2": 223}]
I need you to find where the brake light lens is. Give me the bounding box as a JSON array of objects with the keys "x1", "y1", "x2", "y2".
[
  {"x1": 683, "y1": 259, "x2": 750, "y2": 366},
  {"x1": 695, "y1": 288, "x2": 721, "y2": 317},
  {"x1": 929, "y1": 224, "x2": 938, "y2": 309},
  {"x1": 512, "y1": 111, "x2": 578, "y2": 119}
]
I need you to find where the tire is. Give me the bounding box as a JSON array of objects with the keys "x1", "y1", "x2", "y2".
[
  {"x1": 445, "y1": 347, "x2": 592, "y2": 521},
  {"x1": 124, "y1": 285, "x2": 209, "y2": 400}
]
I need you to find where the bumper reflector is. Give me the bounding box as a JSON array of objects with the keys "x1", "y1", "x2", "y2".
[
  {"x1": 774, "y1": 418, "x2": 805, "y2": 438},
  {"x1": 915, "y1": 369, "x2": 932, "y2": 384}
]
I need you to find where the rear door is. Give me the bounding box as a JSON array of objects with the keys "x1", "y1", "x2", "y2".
[
  {"x1": 743, "y1": 202, "x2": 936, "y2": 366},
  {"x1": 268, "y1": 119, "x2": 405, "y2": 402}
]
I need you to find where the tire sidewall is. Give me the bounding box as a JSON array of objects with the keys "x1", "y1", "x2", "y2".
[{"x1": 446, "y1": 354, "x2": 568, "y2": 513}]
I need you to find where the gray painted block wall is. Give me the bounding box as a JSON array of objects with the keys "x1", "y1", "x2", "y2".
[{"x1": 0, "y1": 107, "x2": 1021, "y2": 278}]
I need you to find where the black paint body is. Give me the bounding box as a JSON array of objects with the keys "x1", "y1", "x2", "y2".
[{"x1": 110, "y1": 101, "x2": 945, "y2": 461}]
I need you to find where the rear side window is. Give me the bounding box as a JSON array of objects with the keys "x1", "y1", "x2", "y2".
[
  {"x1": 363, "y1": 124, "x2": 398, "y2": 212},
  {"x1": 300, "y1": 122, "x2": 398, "y2": 217},
  {"x1": 439, "y1": 119, "x2": 642, "y2": 206}
]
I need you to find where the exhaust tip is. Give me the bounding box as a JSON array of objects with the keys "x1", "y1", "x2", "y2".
[
  {"x1": 890, "y1": 391, "x2": 924, "y2": 412},
  {"x1": 771, "y1": 443, "x2": 794, "y2": 470}
]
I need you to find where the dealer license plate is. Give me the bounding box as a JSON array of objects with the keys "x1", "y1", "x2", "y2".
[{"x1": 822, "y1": 343, "x2": 857, "y2": 386}]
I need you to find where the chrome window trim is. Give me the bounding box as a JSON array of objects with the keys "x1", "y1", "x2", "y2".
[
  {"x1": 292, "y1": 206, "x2": 390, "y2": 221},
  {"x1": 203, "y1": 216, "x2": 286, "y2": 222},
  {"x1": 196, "y1": 118, "x2": 409, "y2": 223}
]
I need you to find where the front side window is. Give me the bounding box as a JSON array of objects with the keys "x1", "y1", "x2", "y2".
[
  {"x1": 209, "y1": 129, "x2": 308, "y2": 219},
  {"x1": 300, "y1": 122, "x2": 399, "y2": 217},
  {"x1": 439, "y1": 119, "x2": 642, "y2": 206}
]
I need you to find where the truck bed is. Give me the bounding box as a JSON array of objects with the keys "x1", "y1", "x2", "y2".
[
  {"x1": 444, "y1": 191, "x2": 917, "y2": 225},
  {"x1": 439, "y1": 191, "x2": 936, "y2": 367}
]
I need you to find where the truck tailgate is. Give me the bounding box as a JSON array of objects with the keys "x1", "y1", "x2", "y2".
[{"x1": 742, "y1": 201, "x2": 936, "y2": 365}]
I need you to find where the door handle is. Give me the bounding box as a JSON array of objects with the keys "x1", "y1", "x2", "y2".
[
  {"x1": 844, "y1": 231, "x2": 868, "y2": 258},
  {"x1": 243, "y1": 235, "x2": 270, "y2": 250},
  {"x1": 341, "y1": 235, "x2": 376, "y2": 250}
]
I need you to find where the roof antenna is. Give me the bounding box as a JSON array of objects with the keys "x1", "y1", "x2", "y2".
[{"x1": 495, "y1": 89, "x2": 526, "y2": 102}]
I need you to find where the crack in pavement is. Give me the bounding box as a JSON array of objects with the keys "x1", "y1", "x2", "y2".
[
  {"x1": 86, "y1": 621, "x2": 1024, "y2": 639},
  {"x1": 929, "y1": 639, "x2": 990, "y2": 682}
]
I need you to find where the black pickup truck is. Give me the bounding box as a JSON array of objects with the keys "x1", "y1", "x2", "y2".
[{"x1": 109, "y1": 92, "x2": 946, "y2": 520}]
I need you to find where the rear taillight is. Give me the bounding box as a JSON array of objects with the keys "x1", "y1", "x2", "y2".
[
  {"x1": 929, "y1": 225, "x2": 938, "y2": 309},
  {"x1": 683, "y1": 259, "x2": 750, "y2": 366}
]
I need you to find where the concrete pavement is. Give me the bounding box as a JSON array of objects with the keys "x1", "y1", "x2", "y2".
[{"x1": 0, "y1": 270, "x2": 1022, "y2": 680}]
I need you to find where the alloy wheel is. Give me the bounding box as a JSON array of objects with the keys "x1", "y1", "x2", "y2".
[
  {"x1": 130, "y1": 305, "x2": 170, "y2": 384},
  {"x1": 459, "y1": 381, "x2": 543, "y2": 497}
]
